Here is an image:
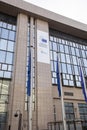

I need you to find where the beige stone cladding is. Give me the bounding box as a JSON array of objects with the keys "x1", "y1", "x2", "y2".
[
  {"x1": 10, "y1": 13, "x2": 28, "y2": 130},
  {"x1": 36, "y1": 19, "x2": 54, "y2": 130}
]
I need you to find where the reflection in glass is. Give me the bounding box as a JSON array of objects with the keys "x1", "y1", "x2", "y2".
[
  {"x1": 1, "y1": 29, "x2": 8, "y2": 39},
  {"x1": 6, "y1": 52, "x2": 13, "y2": 64},
  {"x1": 61, "y1": 53, "x2": 65, "y2": 62},
  {"x1": 62, "y1": 63, "x2": 67, "y2": 73},
  {"x1": 60, "y1": 44, "x2": 64, "y2": 52},
  {"x1": 2, "y1": 64, "x2": 7, "y2": 70},
  {"x1": 9, "y1": 31, "x2": 15, "y2": 41},
  {"x1": 67, "y1": 64, "x2": 72, "y2": 74},
  {"x1": 0, "y1": 51, "x2": 6, "y2": 63},
  {"x1": 65, "y1": 45, "x2": 69, "y2": 54},
  {"x1": 66, "y1": 54, "x2": 70, "y2": 64},
  {"x1": 7, "y1": 41, "x2": 14, "y2": 52},
  {"x1": 0, "y1": 39, "x2": 7, "y2": 50}
]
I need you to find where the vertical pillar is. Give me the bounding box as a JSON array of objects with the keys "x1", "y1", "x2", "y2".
[
  {"x1": 10, "y1": 13, "x2": 28, "y2": 130},
  {"x1": 36, "y1": 19, "x2": 54, "y2": 130}
]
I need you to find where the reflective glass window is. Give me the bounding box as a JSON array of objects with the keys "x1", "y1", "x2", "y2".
[
  {"x1": 4, "y1": 72, "x2": 11, "y2": 79},
  {"x1": 6, "y1": 52, "x2": 13, "y2": 64},
  {"x1": 0, "y1": 51, "x2": 6, "y2": 63},
  {"x1": 65, "y1": 45, "x2": 69, "y2": 54},
  {"x1": 66, "y1": 54, "x2": 70, "y2": 64},
  {"x1": 60, "y1": 44, "x2": 64, "y2": 52},
  {"x1": 67, "y1": 64, "x2": 72, "y2": 74},
  {"x1": 7, "y1": 41, "x2": 14, "y2": 52},
  {"x1": 1, "y1": 29, "x2": 8, "y2": 39},
  {"x1": 0, "y1": 39, "x2": 7, "y2": 50},
  {"x1": 62, "y1": 63, "x2": 67, "y2": 73},
  {"x1": 8, "y1": 31, "x2": 15, "y2": 41},
  {"x1": 61, "y1": 53, "x2": 65, "y2": 62},
  {"x1": 50, "y1": 31, "x2": 87, "y2": 87},
  {"x1": 2, "y1": 64, "x2": 7, "y2": 70}
]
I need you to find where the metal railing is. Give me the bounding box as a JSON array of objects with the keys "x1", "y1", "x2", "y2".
[{"x1": 47, "y1": 120, "x2": 87, "y2": 130}]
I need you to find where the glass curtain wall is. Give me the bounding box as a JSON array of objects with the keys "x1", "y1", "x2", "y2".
[
  {"x1": 49, "y1": 30, "x2": 87, "y2": 87},
  {"x1": 0, "y1": 13, "x2": 16, "y2": 130}
]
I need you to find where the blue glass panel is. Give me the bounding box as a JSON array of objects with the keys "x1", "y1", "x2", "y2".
[
  {"x1": 61, "y1": 53, "x2": 65, "y2": 62},
  {"x1": 65, "y1": 45, "x2": 69, "y2": 54},
  {"x1": 8, "y1": 65, "x2": 12, "y2": 71},
  {"x1": 1, "y1": 28, "x2": 8, "y2": 39},
  {"x1": 72, "y1": 56, "x2": 77, "y2": 65},
  {"x1": 71, "y1": 47, "x2": 75, "y2": 55},
  {"x1": 53, "y1": 42, "x2": 57, "y2": 51},
  {"x1": 2, "y1": 22, "x2": 7, "y2": 28},
  {"x1": 6, "y1": 52, "x2": 13, "y2": 64},
  {"x1": 82, "y1": 50, "x2": 86, "y2": 58},
  {"x1": 62, "y1": 63, "x2": 67, "y2": 73},
  {"x1": 83, "y1": 59, "x2": 87, "y2": 67},
  {"x1": 75, "y1": 48, "x2": 79, "y2": 57},
  {"x1": 0, "y1": 71, "x2": 3, "y2": 77},
  {"x1": 7, "y1": 24, "x2": 12, "y2": 30},
  {"x1": 8, "y1": 31, "x2": 15, "y2": 41},
  {"x1": 4, "y1": 71, "x2": 11, "y2": 78},
  {"x1": 74, "y1": 66, "x2": 79, "y2": 75},
  {"x1": 2, "y1": 64, "x2": 7, "y2": 70},
  {"x1": 60, "y1": 44, "x2": 64, "y2": 52},
  {"x1": 0, "y1": 51, "x2": 6, "y2": 63},
  {"x1": 7, "y1": 41, "x2": 14, "y2": 52},
  {"x1": 67, "y1": 64, "x2": 72, "y2": 74},
  {"x1": 66, "y1": 54, "x2": 70, "y2": 63},
  {"x1": 0, "y1": 39, "x2": 7, "y2": 50}
]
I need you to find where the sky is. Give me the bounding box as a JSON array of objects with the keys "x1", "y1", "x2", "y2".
[{"x1": 24, "y1": 0, "x2": 87, "y2": 24}]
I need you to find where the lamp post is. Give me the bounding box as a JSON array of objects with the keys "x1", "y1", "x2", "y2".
[{"x1": 14, "y1": 110, "x2": 22, "y2": 130}]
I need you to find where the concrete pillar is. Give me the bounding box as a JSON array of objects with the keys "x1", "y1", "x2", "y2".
[
  {"x1": 10, "y1": 13, "x2": 28, "y2": 130},
  {"x1": 36, "y1": 19, "x2": 54, "y2": 130}
]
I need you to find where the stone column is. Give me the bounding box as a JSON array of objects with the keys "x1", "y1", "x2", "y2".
[
  {"x1": 36, "y1": 19, "x2": 54, "y2": 130},
  {"x1": 10, "y1": 13, "x2": 28, "y2": 130}
]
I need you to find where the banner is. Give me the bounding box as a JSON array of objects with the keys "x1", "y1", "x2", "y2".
[{"x1": 37, "y1": 30, "x2": 50, "y2": 64}]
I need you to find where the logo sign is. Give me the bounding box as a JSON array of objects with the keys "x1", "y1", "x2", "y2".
[{"x1": 37, "y1": 30, "x2": 50, "y2": 64}]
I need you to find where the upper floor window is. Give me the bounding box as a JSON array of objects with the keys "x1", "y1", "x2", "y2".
[
  {"x1": 50, "y1": 30, "x2": 87, "y2": 87},
  {"x1": 0, "y1": 13, "x2": 16, "y2": 79}
]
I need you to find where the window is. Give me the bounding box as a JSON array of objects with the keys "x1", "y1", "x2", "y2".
[
  {"x1": 0, "y1": 13, "x2": 16, "y2": 130},
  {"x1": 0, "y1": 13, "x2": 16, "y2": 79},
  {"x1": 65, "y1": 102, "x2": 75, "y2": 120},
  {"x1": 50, "y1": 30, "x2": 87, "y2": 87},
  {"x1": 78, "y1": 103, "x2": 87, "y2": 121}
]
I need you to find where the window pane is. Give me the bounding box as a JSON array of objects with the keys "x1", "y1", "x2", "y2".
[
  {"x1": 4, "y1": 71, "x2": 11, "y2": 78},
  {"x1": 62, "y1": 63, "x2": 67, "y2": 73},
  {"x1": 7, "y1": 24, "x2": 12, "y2": 29},
  {"x1": 7, "y1": 41, "x2": 14, "y2": 52},
  {"x1": 83, "y1": 59, "x2": 87, "y2": 67},
  {"x1": 74, "y1": 66, "x2": 79, "y2": 75},
  {"x1": 66, "y1": 55, "x2": 70, "y2": 63},
  {"x1": 61, "y1": 53, "x2": 65, "y2": 62},
  {"x1": 67, "y1": 64, "x2": 72, "y2": 74},
  {"x1": 0, "y1": 71, "x2": 3, "y2": 77},
  {"x1": 1, "y1": 28, "x2": 8, "y2": 39},
  {"x1": 8, "y1": 65, "x2": 12, "y2": 71},
  {"x1": 9, "y1": 31, "x2": 15, "y2": 41},
  {"x1": 0, "y1": 39, "x2": 7, "y2": 50},
  {"x1": 65, "y1": 45, "x2": 69, "y2": 54},
  {"x1": 75, "y1": 48, "x2": 79, "y2": 56},
  {"x1": 6, "y1": 52, "x2": 13, "y2": 64},
  {"x1": 72, "y1": 56, "x2": 77, "y2": 65},
  {"x1": 60, "y1": 44, "x2": 64, "y2": 52},
  {"x1": 0, "y1": 51, "x2": 6, "y2": 63},
  {"x1": 53, "y1": 42, "x2": 57, "y2": 51},
  {"x1": 2, "y1": 64, "x2": 7, "y2": 70},
  {"x1": 71, "y1": 47, "x2": 75, "y2": 55}
]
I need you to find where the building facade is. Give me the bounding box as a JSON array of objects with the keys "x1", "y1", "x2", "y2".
[{"x1": 0, "y1": 0, "x2": 87, "y2": 130}]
